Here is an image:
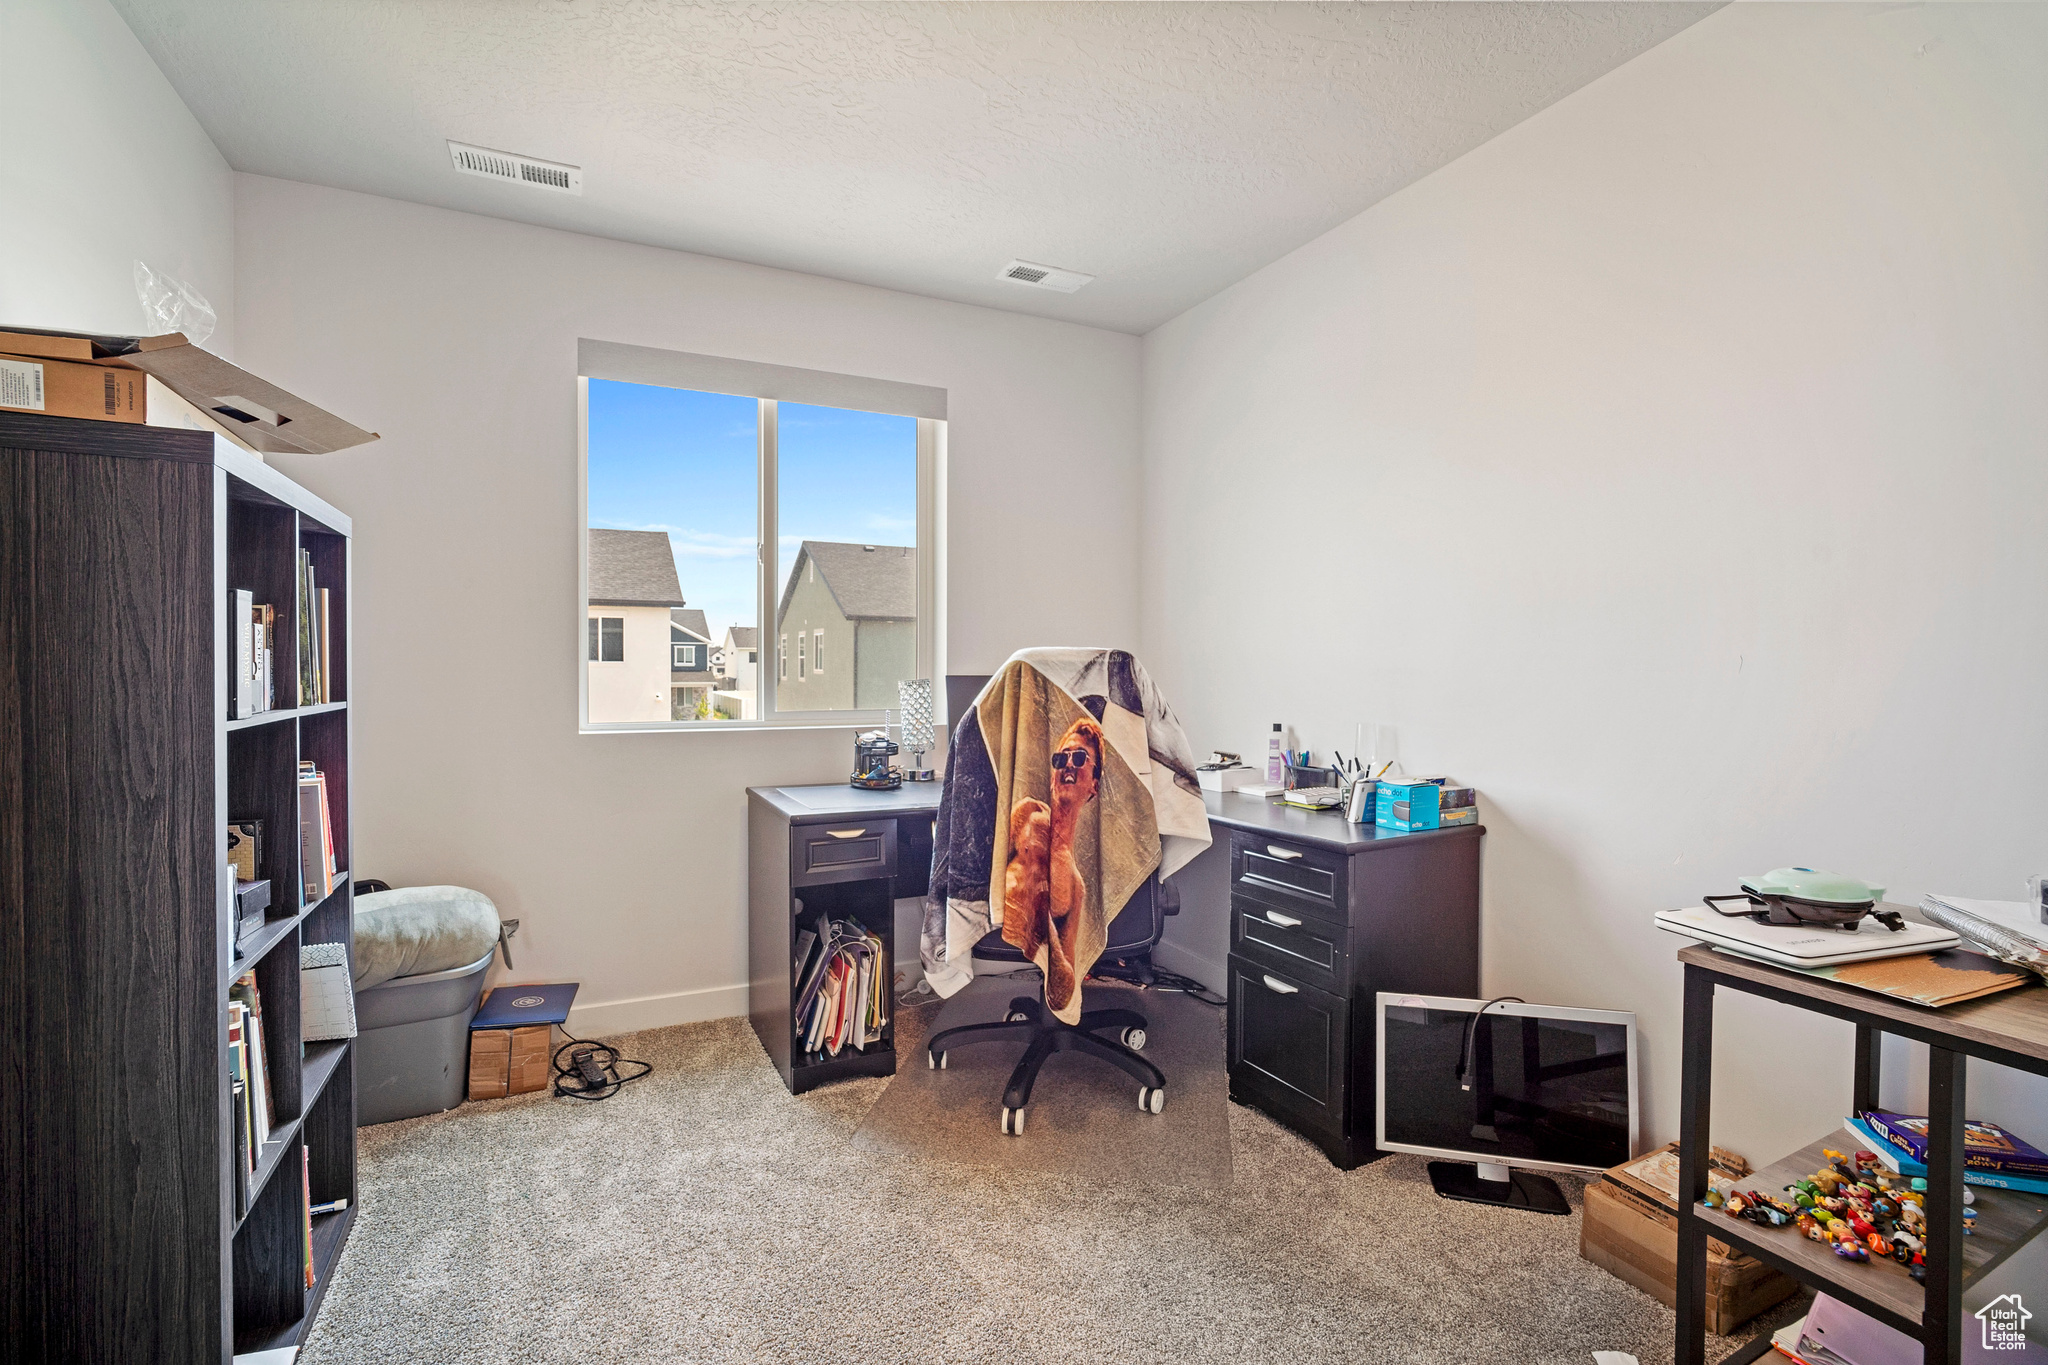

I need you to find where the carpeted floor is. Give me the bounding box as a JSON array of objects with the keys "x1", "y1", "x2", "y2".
[
  {"x1": 853, "y1": 975, "x2": 1233, "y2": 1187},
  {"x1": 300, "y1": 1003, "x2": 1799, "y2": 1365}
]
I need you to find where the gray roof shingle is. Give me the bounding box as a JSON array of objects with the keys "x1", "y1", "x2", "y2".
[
  {"x1": 589, "y1": 529, "x2": 684, "y2": 607},
  {"x1": 670, "y1": 608, "x2": 711, "y2": 642},
  {"x1": 779, "y1": 541, "x2": 916, "y2": 624}
]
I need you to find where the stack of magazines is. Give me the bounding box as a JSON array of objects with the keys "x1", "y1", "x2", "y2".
[
  {"x1": 793, "y1": 915, "x2": 889, "y2": 1058},
  {"x1": 1919, "y1": 893, "x2": 2048, "y2": 979}
]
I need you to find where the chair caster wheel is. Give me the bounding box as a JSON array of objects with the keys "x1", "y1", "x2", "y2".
[
  {"x1": 1001, "y1": 1105, "x2": 1026, "y2": 1135},
  {"x1": 928, "y1": 1050, "x2": 946, "y2": 1070},
  {"x1": 1121, "y1": 1027, "x2": 1147, "y2": 1051},
  {"x1": 1138, "y1": 1086, "x2": 1165, "y2": 1114},
  {"x1": 1005, "y1": 1010, "x2": 1029, "y2": 1023}
]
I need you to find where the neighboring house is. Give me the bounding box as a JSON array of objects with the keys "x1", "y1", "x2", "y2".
[
  {"x1": 718, "y1": 625, "x2": 759, "y2": 693},
  {"x1": 669, "y1": 607, "x2": 718, "y2": 718},
  {"x1": 586, "y1": 528, "x2": 685, "y2": 723},
  {"x1": 774, "y1": 541, "x2": 915, "y2": 711},
  {"x1": 711, "y1": 624, "x2": 760, "y2": 720}
]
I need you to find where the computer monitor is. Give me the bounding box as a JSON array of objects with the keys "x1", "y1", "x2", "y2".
[{"x1": 1376, "y1": 992, "x2": 1638, "y2": 1215}]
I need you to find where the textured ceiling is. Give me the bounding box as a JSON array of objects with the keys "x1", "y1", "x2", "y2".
[{"x1": 112, "y1": 1, "x2": 1720, "y2": 333}]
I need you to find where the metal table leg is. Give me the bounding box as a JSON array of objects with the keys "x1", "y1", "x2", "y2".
[
  {"x1": 1923, "y1": 1046, "x2": 1966, "y2": 1364},
  {"x1": 1676, "y1": 964, "x2": 1715, "y2": 1365}
]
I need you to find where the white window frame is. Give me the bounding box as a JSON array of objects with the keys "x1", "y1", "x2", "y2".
[
  {"x1": 577, "y1": 341, "x2": 943, "y2": 732},
  {"x1": 812, "y1": 628, "x2": 825, "y2": 674},
  {"x1": 673, "y1": 643, "x2": 698, "y2": 670},
  {"x1": 796, "y1": 629, "x2": 806, "y2": 680}
]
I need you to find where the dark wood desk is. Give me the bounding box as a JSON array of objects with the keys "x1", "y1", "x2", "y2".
[
  {"x1": 1203, "y1": 792, "x2": 1484, "y2": 1169},
  {"x1": 747, "y1": 784, "x2": 941, "y2": 1094},
  {"x1": 1674, "y1": 939, "x2": 2048, "y2": 1365}
]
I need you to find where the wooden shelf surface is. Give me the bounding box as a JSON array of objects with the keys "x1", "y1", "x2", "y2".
[
  {"x1": 1679, "y1": 941, "x2": 2048, "y2": 1071},
  {"x1": 1687, "y1": 1127, "x2": 2048, "y2": 1334},
  {"x1": 233, "y1": 1204, "x2": 357, "y2": 1357},
  {"x1": 302, "y1": 1040, "x2": 349, "y2": 1107},
  {"x1": 234, "y1": 1118, "x2": 306, "y2": 1236},
  {"x1": 226, "y1": 701, "x2": 347, "y2": 733},
  {"x1": 232, "y1": 911, "x2": 304, "y2": 977}
]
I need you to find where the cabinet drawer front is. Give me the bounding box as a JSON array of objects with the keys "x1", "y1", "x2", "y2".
[
  {"x1": 1231, "y1": 897, "x2": 1345, "y2": 990},
  {"x1": 791, "y1": 821, "x2": 897, "y2": 886},
  {"x1": 1232, "y1": 832, "x2": 1346, "y2": 919},
  {"x1": 1228, "y1": 955, "x2": 1347, "y2": 1132}
]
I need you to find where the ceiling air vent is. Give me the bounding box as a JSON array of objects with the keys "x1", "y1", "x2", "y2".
[
  {"x1": 999, "y1": 259, "x2": 1094, "y2": 293},
  {"x1": 447, "y1": 140, "x2": 583, "y2": 195}
]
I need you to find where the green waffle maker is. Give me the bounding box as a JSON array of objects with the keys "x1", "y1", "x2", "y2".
[{"x1": 1704, "y1": 867, "x2": 1903, "y2": 933}]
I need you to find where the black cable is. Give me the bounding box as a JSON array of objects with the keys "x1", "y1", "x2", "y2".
[
  {"x1": 551, "y1": 1036, "x2": 653, "y2": 1101},
  {"x1": 1456, "y1": 996, "x2": 1524, "y2": 1091}
]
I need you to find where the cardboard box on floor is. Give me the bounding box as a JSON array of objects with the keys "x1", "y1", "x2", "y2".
[
  {"x1": 0, "y1": 326, "x2": 377, "y2": 454},
  {"x1": 1578, "y1": 1142, "x2": 1800, "y2": 1335},
  {"x1": 468, "y1": 988, "x2": 554, "y2": 1100}
]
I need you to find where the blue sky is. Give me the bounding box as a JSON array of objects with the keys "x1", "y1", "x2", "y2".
[{"x1": 586, "y1": 380, "x2": 916, "y2": 640}]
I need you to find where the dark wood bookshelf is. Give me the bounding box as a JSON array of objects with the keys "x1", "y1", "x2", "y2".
[{"x1": 0, "y1": 411, "x2": 360, "y2": 1364}]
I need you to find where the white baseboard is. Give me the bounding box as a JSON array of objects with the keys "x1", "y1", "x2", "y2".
[
  {"x1": 1152, "y1": 938, "x2": 1224, "y2": 995},
  {"x1": 565, "y1": 982, "x2": 749, "y2": 1038}
]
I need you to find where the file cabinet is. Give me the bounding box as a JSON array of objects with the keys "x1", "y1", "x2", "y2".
[{"x1": 1206, "y1": 795, "x2": 1482, "y2": 1170}]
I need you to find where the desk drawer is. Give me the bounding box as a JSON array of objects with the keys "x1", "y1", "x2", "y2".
[
  {"x1": 1231, "y1": 896, "x2": 1347, "y2": 991},
  {"x1": 791, "y1": 820, "x2": 897, "y2": 887},
  {"x1": 1231, "y1": 832, "x2": 1346, "y2": 921},
  {"x1": 1228, "y1": 954, "x2": 1347, "y2": 1137}
]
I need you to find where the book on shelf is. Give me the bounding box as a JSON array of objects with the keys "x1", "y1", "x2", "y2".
[
  {"x1": 227, "y1": 818, "x2": 264, "y2": 883},
  {"x1": 793, "y1": 914, "x2": 888, "y2": 1057},
  {"x1": 297, "y1": 550, "x2": 334, "y2": 706},
  {"x1": 231, "y1": 971, "x2": 276, "y2": 1148},
  {"x1": 256, "y1": 602, "x2": 275, "y2": 712},
  {"x1": 228, "y1": 1004, "x2": 255, "y2": 1217},
  {"x1": 297, "y1": 761, "x2": 338, "y2": 901},
  {"x1": 318, "y1": 586, "x2": 332, "y2": 704},
  {"x1": 301, "y1": 1148, "x2": 315, "y2": 1289},
  {"x1": 1854, "y1": 1108, "x2": 2048, "y2": 1179},
  {"x1": 1845, "y1": 1114, "x2": 2048, "y2": 1194},
  {"x1": 231, "y1": 588, "x2": 254, "y2": 719}
]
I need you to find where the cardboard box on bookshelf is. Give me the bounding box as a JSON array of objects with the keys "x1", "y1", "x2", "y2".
[{"x1": 0, "y1": 325, "x2": 377, "y2": 453}]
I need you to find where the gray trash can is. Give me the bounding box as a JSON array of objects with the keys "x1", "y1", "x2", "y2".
[{"x1": 353, "y1": 949, "x2": 495, "y2": 1125}]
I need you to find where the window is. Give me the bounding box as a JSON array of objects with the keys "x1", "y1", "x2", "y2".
[
  {"x1": 580, "y1": 340, "x2": 940, "y2": 728},
  {"x1": 588, "y1": 617, "x2": 623, "y2": 662}
]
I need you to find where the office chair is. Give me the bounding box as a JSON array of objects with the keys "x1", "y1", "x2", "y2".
[{"x1": 925, "y1": 875, "x2": 1173, "y2": 1136}]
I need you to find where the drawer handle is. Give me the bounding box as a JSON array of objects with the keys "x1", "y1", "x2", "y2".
[
  {"x1": 1264, "y1": 845, "x2": 1304, "y2": 861},
  {"x1": 1261, "y1": 975, "x2": 1300, "y2": 995},
  {"x1": 1263, "y1": 909, "x2": 1303, "y2": 928},
  {"x1": 826, "y1": 829, "x2": 867, "y2": 840}
]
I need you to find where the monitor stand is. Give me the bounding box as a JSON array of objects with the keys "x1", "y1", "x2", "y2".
[{"x1": 1427, "y1": 1161, "x2": 1571, "y2": 1216}]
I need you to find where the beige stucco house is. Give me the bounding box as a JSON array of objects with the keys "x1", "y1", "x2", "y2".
[
  {"x1": 586, "y1": 528, "x2": 685, "y2": 723},
  {"x1": 774, "y1": 541, "x2": 915, "y2": 712}
]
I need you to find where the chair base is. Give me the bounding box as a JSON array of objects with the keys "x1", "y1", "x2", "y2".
[{"x1": 927, "y1": 996, "x2": 1166, "y2": 1126}]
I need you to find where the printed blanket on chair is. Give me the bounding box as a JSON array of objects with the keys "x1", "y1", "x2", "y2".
[{"x1": 920, "y1": 649, "x2": 1209, "y2": 1023}]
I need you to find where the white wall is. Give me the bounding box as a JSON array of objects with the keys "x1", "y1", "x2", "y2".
[
  {"x1": 234, "y1": 175, "x2": 1142, "y2": 1033},
  {"x1": 0, "y1": 0, "x2": 234, "y2": 350},
  {"x1": 1143, "y1": 0, "x2": 2048, "y2": 1180}
]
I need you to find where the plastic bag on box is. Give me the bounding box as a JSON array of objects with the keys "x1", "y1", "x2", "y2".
[{"x1": 133, "y1": 261, "x2": 216, "y2": 346}]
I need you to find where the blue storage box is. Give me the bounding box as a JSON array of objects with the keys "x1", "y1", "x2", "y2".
[{"x1": 1377, "y1": 777, "x2": 1448, "y2": 832}]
